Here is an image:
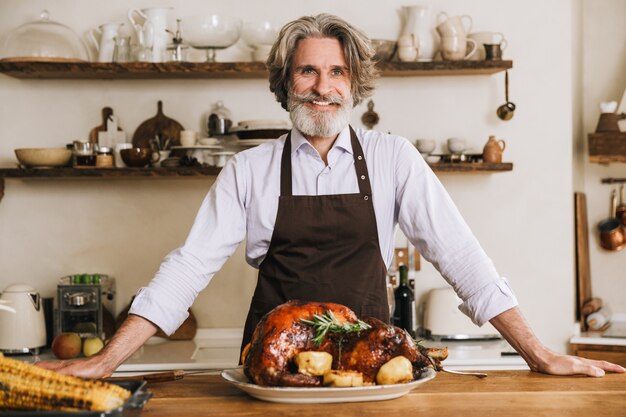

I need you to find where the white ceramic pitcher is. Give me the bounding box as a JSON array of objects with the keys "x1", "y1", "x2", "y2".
[
  {"x1": 87, "y1": 23, "x2": 122, "y2": 62},
  {"x1": 128, "y1": 7, "x2": 172, "y2": 62},
  {"x1": 399, "y1": 5, "x2": 437, "y2": 61}
]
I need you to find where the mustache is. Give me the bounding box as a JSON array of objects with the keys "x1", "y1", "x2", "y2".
[{"x1": 290, "y1": 91, "x2": 345, "y2": 106}]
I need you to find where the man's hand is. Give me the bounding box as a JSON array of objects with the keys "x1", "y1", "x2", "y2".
[
  {"x1": 36, "y1": 354, "x2": 115, "y2": 379},
  {"x1": 490, "y1": 307, "x2": 626, "y2": 377},
  {"x1": 535, "y1": 349, "x2": 625, "y2": 377},
  {"x1": 35, "y1": 314, "x2": 158, "y2": 379}
]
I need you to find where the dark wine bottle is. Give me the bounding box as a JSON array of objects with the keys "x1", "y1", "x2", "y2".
[{"x1": 392, "y1": 265, "x2": 416, "y2": 337}]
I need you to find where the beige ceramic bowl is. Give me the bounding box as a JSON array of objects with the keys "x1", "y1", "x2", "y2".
[{"x1": 15, "y1": 148, "x2": 72, "y2": 168}]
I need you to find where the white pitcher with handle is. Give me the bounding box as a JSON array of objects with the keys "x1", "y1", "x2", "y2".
[
  {"x1": 87, "y1": 23, "x2": 122, "y2": 62},
  {"x1": 399, "y1": 5, "x2": 437, "y2": 61},
  {"x1": 436, "y1": 12, "x2": 473, "y2": 37},
  {"x1": 128, "y1": 7, "x2": 172, "y2": 62}
]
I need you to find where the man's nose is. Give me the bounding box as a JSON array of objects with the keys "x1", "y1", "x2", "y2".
[{"x1": 313, "y1": 73, "x2": 333, "y2": 96}]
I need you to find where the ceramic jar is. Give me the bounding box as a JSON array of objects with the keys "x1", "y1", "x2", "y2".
[{"x1": 482, "y1": 135, "x2": 506, "y2": 163}]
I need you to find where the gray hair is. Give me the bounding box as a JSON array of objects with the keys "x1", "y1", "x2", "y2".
[{"x1": 267, "y1": 14, "x2": 378, "y2": 111}]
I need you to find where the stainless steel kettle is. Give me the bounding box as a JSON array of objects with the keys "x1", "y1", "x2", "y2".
[{"x1": 0, "y1": 284, "x2": 47, "y2": 354}]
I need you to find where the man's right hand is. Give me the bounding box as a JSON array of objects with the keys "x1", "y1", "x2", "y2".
[
  {"x1": 36, "y1": 314, "x2": 158, "y2": 379},
  {"x1": 36, "y1": 354, "x2": 117, "y2": 379}
]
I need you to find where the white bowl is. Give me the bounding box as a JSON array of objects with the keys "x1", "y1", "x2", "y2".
[
  {"x1": 15, "y1": 148, "x2": 72, "y2": 167},
  {"x1": 447, "y1": 138, "x2": 466, "y2": 154},
  {"x1": 415, "y1": 139, "x2": 436, "y2": 154}
]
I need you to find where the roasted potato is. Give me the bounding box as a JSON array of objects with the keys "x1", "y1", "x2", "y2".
[
  {"x1": 323, "y1": 370, "x2": 364, "y2": 387},
  {"x1": 296, "y1": 351, "x2": 333, "y2": 376},
  {"x1": 375, "y1": 356, "x2": 413, "y2": 385}
]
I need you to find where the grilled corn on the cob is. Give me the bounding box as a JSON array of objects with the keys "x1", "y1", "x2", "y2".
[{"x1": 0, "y1": 354, "x2": 130, "y2": 411}]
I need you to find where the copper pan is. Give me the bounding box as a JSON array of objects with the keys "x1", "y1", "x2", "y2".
[{"x1": 598, "y1": 189, "x2": 626, "y2": 251}]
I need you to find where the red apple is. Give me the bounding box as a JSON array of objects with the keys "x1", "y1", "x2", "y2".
[{"x1": 51, "y1": 332, "x2": 82, "y2": 359}]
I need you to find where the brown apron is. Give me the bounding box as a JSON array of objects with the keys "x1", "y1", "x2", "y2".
[{"x1": 241, "y1": 126, "x2": 389, "y2": 351}]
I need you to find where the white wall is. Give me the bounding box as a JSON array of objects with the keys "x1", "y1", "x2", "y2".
[
  {"x1": 0, "y1": 0, "x2": 585, "y2": 352},
  {"x1": 579, "y1": 0, "x2": 626, "y2": 315}
]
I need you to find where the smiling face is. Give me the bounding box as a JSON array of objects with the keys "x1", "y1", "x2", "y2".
[{"x1": 288, "y1": 37, "x2": 354, "y2": 140}]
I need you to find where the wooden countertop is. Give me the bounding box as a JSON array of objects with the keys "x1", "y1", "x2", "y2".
[{"x1": 133, "y1": 370, "x2": 626, "y2": 416}]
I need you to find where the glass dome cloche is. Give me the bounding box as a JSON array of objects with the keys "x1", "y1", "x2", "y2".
[{"x1": 0, "y1": 10, "x2": 89, "y2": 61}]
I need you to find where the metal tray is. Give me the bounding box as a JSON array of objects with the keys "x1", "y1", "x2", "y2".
[{"x1": 0, "y1": 379, "x2": 152, "y2": 417}]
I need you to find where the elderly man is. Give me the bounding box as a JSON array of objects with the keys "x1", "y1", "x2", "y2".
[{"x1": 38, "y1": 14, "x2": 623, "y2": 378}]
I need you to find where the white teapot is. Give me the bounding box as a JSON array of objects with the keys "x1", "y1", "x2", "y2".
[
  {"x1": 128, "y1": 7, "x2": 172, "y2": 62},
  {"x1": 87, "y1": 23, "x2": 122, "y2": 62}
]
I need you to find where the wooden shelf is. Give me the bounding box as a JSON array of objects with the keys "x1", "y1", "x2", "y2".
[
  {"x1": 0, "y1": 163, "x2": 512, "y2": 202},
  {"x1": 588, "y1": 132, "x2": 626, "y2": 164},
  {"x1": 0, "y1": 166, "x2": 221, "y2": 178},
  {"x1": 0, "y1": 163, "x2": 512, "y2": 178},
  {"x1": 428, "y1": 162, "x2": 513, "y2": 172},
  {"x1": 0, "y1": 60, "x2": 513, "y2": 80}
]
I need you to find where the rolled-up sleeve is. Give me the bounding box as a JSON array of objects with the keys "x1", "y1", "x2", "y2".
[
  {"x1": 129, "y1": 154, "x2": 248, "y2": 335},
  {"x1": 394, "y1": 138, "x2": 518, "y2": 326}
]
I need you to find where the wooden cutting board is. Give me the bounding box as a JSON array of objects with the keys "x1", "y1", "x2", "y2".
[
  {"x1": 574, "y1": 192, "x2": 592, "y2": 330},
  {"x1": 88, "y1": 107, "x2": 123, "y2": 144},
  {"x1": 132, "y1": 100, "x2": 184, "y2": 149}
]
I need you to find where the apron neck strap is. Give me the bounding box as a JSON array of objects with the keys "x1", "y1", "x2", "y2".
[{"x1": 280, "y1": 126, "x2": 372, "y2": 197}]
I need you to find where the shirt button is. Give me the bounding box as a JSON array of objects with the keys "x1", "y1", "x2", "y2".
[
  {"x1": 360, "y1": 175, "x2": 366, "y2": 180},
  {"x1": 357, "y1": 155, "x2": 363, "y2": 160},
  {"x1": 364, "y1": 195, "x2": 369, "y2": 200}
]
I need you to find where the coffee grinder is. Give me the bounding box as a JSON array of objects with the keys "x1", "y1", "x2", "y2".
[{"x1": 56, "y1": 274, "x2": 115, "y2": 339}]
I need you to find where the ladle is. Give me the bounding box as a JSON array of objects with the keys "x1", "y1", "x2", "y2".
[{"x1": 496, "y1": 71, "x2": 516, "y2": 121}]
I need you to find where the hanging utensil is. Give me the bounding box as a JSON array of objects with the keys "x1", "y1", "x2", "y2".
[
  {"x1": 361, "y1": 100, "x2": 380, "y2": 130},
  {"x1": 616, "y1": 185, "x2": 626, "y2": 226},
  {"x1": 598, "y1": 189, "x2": 626, "y2": 251},
  {"x1": 496, "y1": 71, "x2": 516, "y2": 121}
]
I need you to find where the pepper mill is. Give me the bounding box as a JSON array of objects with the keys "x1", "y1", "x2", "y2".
[{"x1": 482, "y1": 135, "x2": 506, "y2": 163}]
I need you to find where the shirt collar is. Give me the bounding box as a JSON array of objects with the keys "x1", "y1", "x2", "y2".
[{"x1": 290, "y1": 125, "x2": 353, "y2": 155}]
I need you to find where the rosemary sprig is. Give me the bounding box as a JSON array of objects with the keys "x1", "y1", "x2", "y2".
[{"x1": 300, "y1": 310, "x2": 372, "y2": 346}]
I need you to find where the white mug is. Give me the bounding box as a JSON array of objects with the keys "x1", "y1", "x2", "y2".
[
  {"x1": 180, "y1": 130, "x2": 197, "y2": 147},
  {"x1": 467, "y1": 32, "x2": 507, "y2": 60},
  {"x1": 440, "y1": 36, "x2": 477, "y2": 61},
  {"x1": 436, "y1": 13, "x2": 473, "y2": 37}
]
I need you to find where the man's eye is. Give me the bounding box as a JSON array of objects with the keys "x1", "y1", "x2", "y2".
[
  {"x1": 302, "y1": 68, "x2": 315, "y2": 75},
  {"x1": 331, "y1": 69, "x2": 345, "y2": 76}
]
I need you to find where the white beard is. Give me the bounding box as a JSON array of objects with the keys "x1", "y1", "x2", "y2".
[{"x1": 288, "y1": 91, "x2": 353, "y2": 138}]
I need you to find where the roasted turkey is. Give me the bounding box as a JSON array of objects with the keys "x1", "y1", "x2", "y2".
[{"x1": 242, "y1": 300, "x2": 447, "y2": 387}]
